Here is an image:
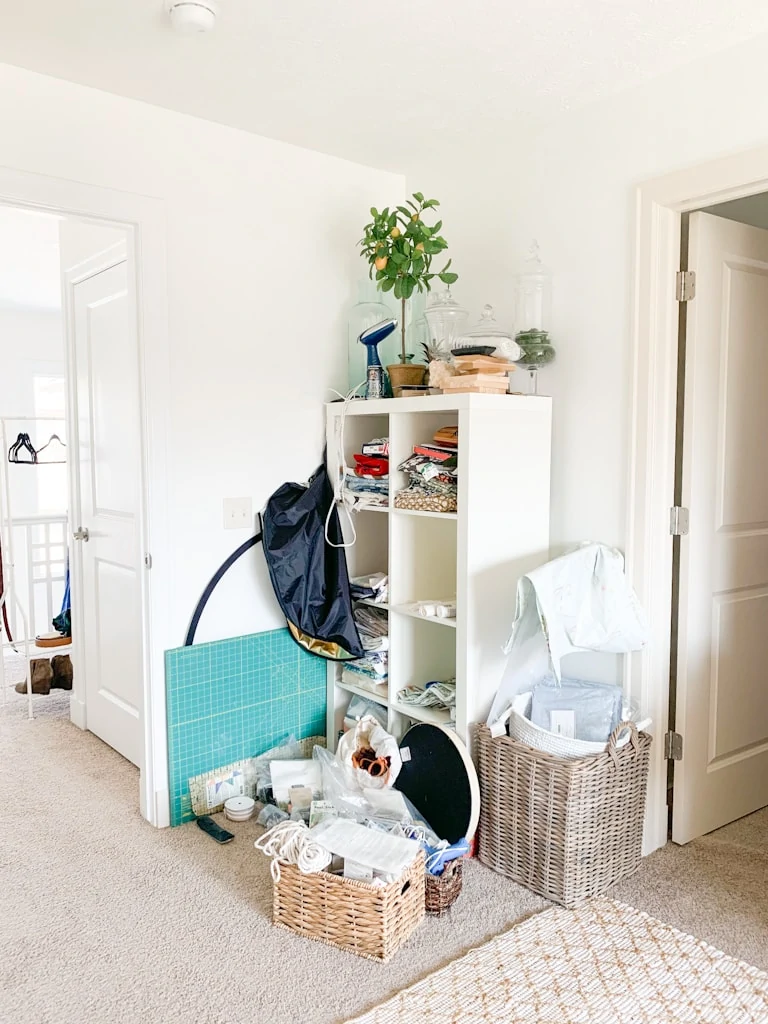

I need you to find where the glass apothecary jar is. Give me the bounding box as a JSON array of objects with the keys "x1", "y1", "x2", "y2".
[
  {"x1": 513, "y1": 242, "x2": 556, "y2": 394},
  {"x1": 423, "y1": 289, "x2": 469, "y2": 361},
  {"x1": 458, "y1": 304, "x2": 521, "y2": 360}
]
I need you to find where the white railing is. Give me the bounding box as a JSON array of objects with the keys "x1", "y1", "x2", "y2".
[
  {"x1": 6, "y1": 514, "x2": 68, "y2": 642},
  {"x1": 1, "y1": 514, "x2": 69, "y2": 720}
]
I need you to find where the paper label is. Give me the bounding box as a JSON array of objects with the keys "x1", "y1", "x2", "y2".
[
  {"x1": 400, "y1": 746, "x2": 411, "y2": 763},
  {"x1": 550, "y1": 709, "x2": 576, "y2": 739},
  {"x1": 309, "y1": 800, "x2": 338, "y2": 829},
  {"x1": 205, "y1": 769, "x2": 245, "y2": 809},
  {"x1": 344, "y1": 859, "x2": 374, "y2": 882}
]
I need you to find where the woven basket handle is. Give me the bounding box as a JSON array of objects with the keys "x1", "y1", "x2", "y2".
[{"x1": 607, "y1": 720, "x2": 640, "y2": 766}]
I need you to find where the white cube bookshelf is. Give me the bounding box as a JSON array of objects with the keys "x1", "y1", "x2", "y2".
[{"x1": 325, "y1": 393, "x2": 552, "y2": 747}]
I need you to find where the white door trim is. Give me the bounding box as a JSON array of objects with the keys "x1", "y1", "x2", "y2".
[
  {"x1": 0, "y1": 166, "x2": 172, "y2": 828},
  {"x1": 628, "y1": 143, "x2": 768, "y2": 855}
]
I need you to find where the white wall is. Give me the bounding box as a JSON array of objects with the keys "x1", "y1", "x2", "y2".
[
  {"x1": 410, "y1": 33, "x2": 768, "y2": 680},
  {"x1": 0, "y1": 61, "x2": 404, "y2": 647},
  {"x1": 0, "y1": 205, "x2": 66, "y2": 521}
]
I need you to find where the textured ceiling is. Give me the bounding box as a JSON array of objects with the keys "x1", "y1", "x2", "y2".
[{"x1": 2, "y1": 1, "x2": 768, "y2": 171}]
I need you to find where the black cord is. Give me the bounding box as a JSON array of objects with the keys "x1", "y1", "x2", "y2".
[{"x1": 184, "y1": 533, "x2": 262, "y2": 647}]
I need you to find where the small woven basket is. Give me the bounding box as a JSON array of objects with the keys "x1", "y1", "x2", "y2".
[
  {"x1": 476, "y1": 721, "x2": 652, "y2": 908},
  {"x1": 425, "y1": 857, "x2": 463, "y2": 916},
  {"x1": 273, "y1": 853, "x2": 425, "y2": 962}
]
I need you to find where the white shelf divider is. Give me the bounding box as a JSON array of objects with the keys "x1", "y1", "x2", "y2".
[{"x1": 326, "y1": 394, "x2": 551, "y2": 747}]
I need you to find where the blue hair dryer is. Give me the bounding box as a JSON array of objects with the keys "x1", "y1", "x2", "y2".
[{"x1": 359, "y1": 317, "x2": 397, "y2": 399}]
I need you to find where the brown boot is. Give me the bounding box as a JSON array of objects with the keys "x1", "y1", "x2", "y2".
[
  {"x1": 15, "y1": 659, "x2": 53, "y2": 695},
  {"x1": 51, "y1": 655, "x2": 73, "y2": 690}
]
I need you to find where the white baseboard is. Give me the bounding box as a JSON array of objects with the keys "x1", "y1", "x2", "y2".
[
  {"x1": 69, "y1": 695, "x2": 87, "y2": 730},
  {"x1": 154, "y1": 789, "x2": 171, "y2": 828}
]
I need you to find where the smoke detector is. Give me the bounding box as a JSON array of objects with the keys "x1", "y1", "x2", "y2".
[{"x1": 168, "y1": 1, "x2": 217, "y2": 33}]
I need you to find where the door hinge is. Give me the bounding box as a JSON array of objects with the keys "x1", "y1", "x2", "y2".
[
  {"x1": 144, "y1": 553, "x2": 153, "y2": 569},
  {"x1": 669, "y1": 506, "x2": 689, "y2": 536},
  {"x1": 664, "y1": 731, "x2": 683, "y2": 760},
  {"x1": 676, "y1": 270, "x2": 696, "y2": 302}
]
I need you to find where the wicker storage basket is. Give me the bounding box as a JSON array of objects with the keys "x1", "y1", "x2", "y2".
[
  {"x1": 476, "y1": 722, "x2": 652, "y2": 908},
  {"x1": 273, "y1": 853, "x2": 425, "y2": 962},
  {"x1": 506, "y1": 692, "x2": 651, "y2": 760},
  {"x1": 425, "y1": 857, "x2": 463, "y2": 916}
]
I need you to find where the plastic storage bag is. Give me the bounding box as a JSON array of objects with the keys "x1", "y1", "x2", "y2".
[
  {"x1": 529, "y1": 676, "x2": 623, "y2": 743},
  {"x1": 336, "y1": 714, "x2": 402, "y2": 788}
]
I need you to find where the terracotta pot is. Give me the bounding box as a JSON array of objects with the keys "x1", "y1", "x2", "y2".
[{"x1": 387, "y1": 363, "x2": 426, "y2": 397}]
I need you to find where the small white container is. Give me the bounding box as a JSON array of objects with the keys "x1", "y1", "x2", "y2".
[{"x1": 224, "y1": 796, "x2": 256, "y2": 821}]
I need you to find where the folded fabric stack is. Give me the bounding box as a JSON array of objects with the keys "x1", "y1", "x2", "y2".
[
  {"x1": 349, "y1": 572, "x2": 389, "y2": 605},
  {"x1": 394, "y1": 426, "x2": 458, "y2": 514},
  {"x1": 342, "y1": 605, "x2": 389, "y2": 696},
  {"x1": 343, "y1": 437, "x2": 389, "y2": 509},
  {"x1": 396, "y1": 679, "x2": 456, "y2": 711}
]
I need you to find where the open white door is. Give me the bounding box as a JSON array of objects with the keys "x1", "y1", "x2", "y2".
[
  {"x1": 673, "y1": 211, "x2": 768, "y2": 843},
  {"x1": 64, "y1": 234, "x2": 143, "y2": 767}
]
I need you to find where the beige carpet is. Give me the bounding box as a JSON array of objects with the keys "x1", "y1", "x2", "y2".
[
  {"x1": 346, "y1": 898, "x2": 768, "y2": 1023},
  {"x1": 1, "y1": 694, "x2": 767, "y2": 1024}
]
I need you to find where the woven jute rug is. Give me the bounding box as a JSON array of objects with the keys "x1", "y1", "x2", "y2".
[{"x1": 345, "y1": 898, "x2": 768, "y2": 1023}]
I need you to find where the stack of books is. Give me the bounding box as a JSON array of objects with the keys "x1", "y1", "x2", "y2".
[{"x1": 441, "y1": 354, "x2": 515, "y2": 394}]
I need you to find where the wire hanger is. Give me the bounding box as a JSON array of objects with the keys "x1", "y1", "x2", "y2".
[
  {"x1": 35, "y1": 433, "x2": 67, "y2": 465},
  {"x1": 8, "y1": 432, "x2": 37, "y2": 464}
]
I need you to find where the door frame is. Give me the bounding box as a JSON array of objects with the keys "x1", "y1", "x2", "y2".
[
  {"x1": 0, "y1": 167, "x2": 172, "y2": 827},
  {"x1": 628, "y1": 143, "x2": 768, "y2": 854}
]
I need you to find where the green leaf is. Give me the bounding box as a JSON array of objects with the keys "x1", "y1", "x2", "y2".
[
  {"x1": 387, "y1": 212, "x2": 397, "y2": 230},
  {"x1": 375, "y1": 269, "x2": 385, "y2": 280},
  {"x1": 439, "y1": 272, "x2": 458, "y2": 285},
  {"x1": 402, "y1": 239, "x2": 411, "y2": 256},
  {"x1": 381, "y1": 277, "x2": 395, "y2": 292},
  {"x1": 412, "y1": 256, "x2": 425, "y2": 276},
  {"x1": 406, "y1": 199, "x2": 418, "y2": 211},
  {"x1": 370, "y1": 207, "x2": 378, "y2": 218},
  {"x1": 403, "y1": 275, "x2": 417, "y2": 299},
  {"x1": 394, "y1": 277, "x2": 403, "y2": 300},
  {"x1": 441, "y1": 258, "x2": 452, "y2": 272},
  {"x1": 412, "y1": 192, "x2": 424, "y2": 202},
  {"x1": 432, "y1": 220, "x2": 442, "y2": 233},
  {"x1": 390, "y1": 250, "x2": 406, "y2": 265},
  {"x1": 397, "y1": 206, "x2": 411, "y2": 217},
  {"x1": 385, "y1": 260, "x2": 398, "y2": 278},
  {"x1": 423, "y1": 199, "x2": 439, "y2": 208}
]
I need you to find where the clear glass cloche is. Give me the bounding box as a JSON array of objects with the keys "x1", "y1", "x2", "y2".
[{"x1": 458, "y1": 304, "x2": 521, "y2": 361}]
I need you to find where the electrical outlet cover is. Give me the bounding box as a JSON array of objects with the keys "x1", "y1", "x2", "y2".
[{"x1": 223, "y1": 497, "x2": 252, "y2": 530}]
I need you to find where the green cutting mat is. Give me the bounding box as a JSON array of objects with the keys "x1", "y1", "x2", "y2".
[{"x1": 165, "y1": 628, "x2": 326, "y2": 825}]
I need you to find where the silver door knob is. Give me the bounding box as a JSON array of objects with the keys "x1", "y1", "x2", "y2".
[{"x1": 73, "y1": 526, "x2": 90, "y2": 542}]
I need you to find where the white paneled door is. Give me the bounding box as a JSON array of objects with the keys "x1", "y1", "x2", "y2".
[
  {"x1": 71, "y1": 256, "x2": 143, "y2": 766},
  {"x1": 673, "y1": 211, "x2": 768, "y2": 843}
]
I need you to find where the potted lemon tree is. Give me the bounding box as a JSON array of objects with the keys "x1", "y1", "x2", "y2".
[{"x1": 359, "y1": 192, "x2": 457, "y2": 394}]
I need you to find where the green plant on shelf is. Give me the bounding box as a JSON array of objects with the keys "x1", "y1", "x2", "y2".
[{"x1": 359, "y1": 192, "x2": 458, "y2": 363}]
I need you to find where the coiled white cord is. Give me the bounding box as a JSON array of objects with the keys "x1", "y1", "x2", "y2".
[
  {"x1": 324, "y1": 382, "x2": 365, "y2": 549},
  {"x1": 254, "y1": 820, "x2": 332, "y2": 882}
]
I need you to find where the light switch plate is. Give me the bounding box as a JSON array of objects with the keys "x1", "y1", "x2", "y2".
[{"x1": 223, "y1": 497, "x2": 252, "y2": 530}]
